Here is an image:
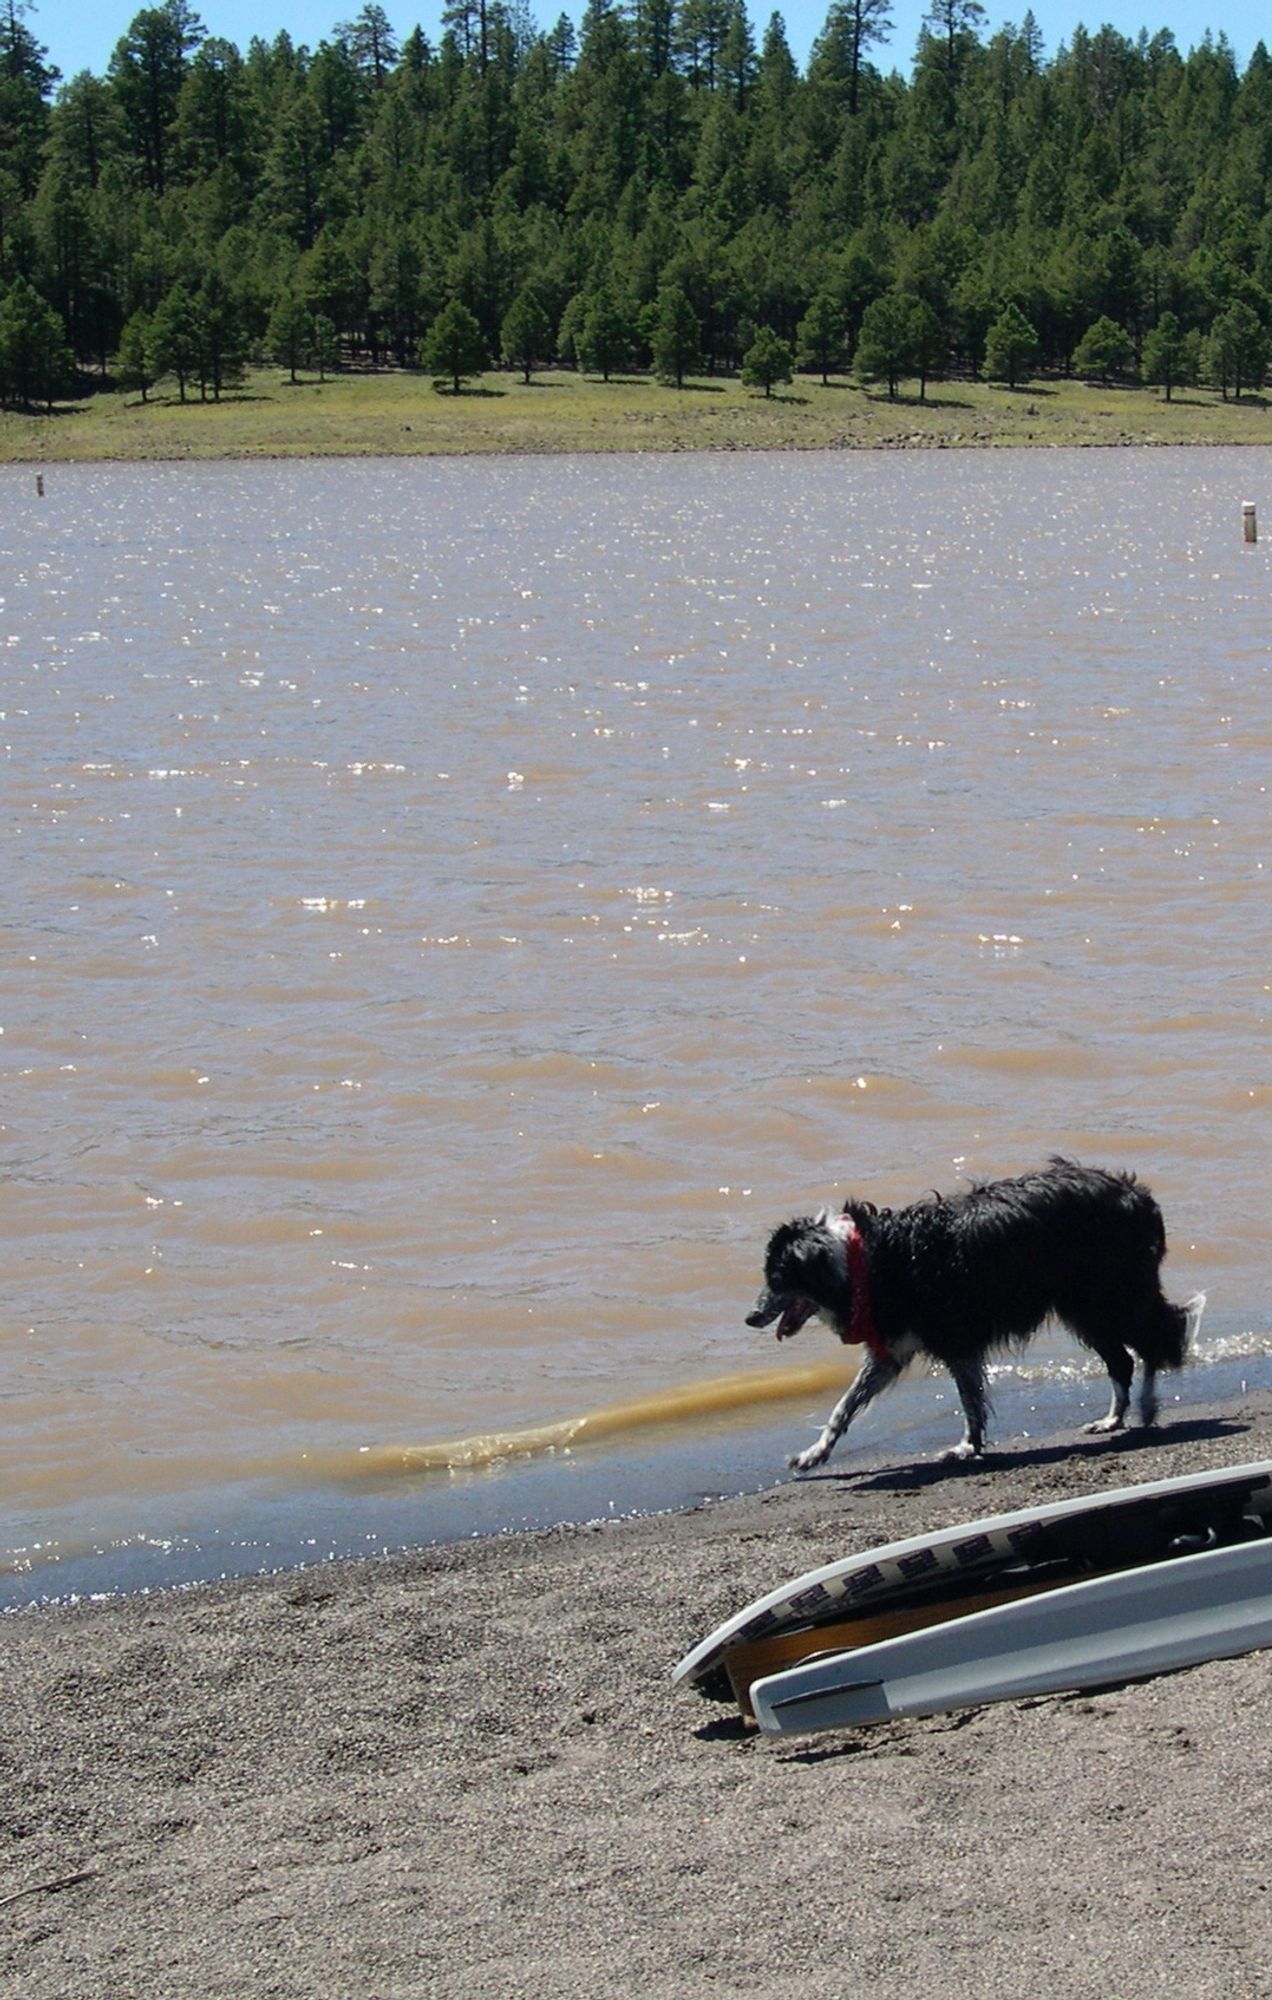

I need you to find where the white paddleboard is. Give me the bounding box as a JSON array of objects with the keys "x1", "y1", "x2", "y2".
[
  {"x1": 750, "y1": 1537, "x2": 1272, "y2": 1733},
  {"x1": 673, "y1": 1458, "x2": 1272, "y2": 1704}
]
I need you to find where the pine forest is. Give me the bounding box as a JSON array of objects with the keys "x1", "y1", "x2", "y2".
[{"x1": 4, "y1": 0, "x2": 1272, "y2": 412}]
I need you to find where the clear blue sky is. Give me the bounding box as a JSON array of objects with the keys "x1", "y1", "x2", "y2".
[{"x1": 41, "y1": 0, "x2": 1258, "y2": 90}]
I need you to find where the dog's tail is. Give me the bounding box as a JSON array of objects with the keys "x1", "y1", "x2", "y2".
[
  {"x1": 1182, "y1": 1290, "x2": 1207, "y2": 1356},
  {"x1": 1157, "y1": 1290, "x2": 1206, "y2": 1371}
]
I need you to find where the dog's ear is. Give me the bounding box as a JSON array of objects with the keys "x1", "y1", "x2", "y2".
[
  {"x1": 814, "y1": 1206, "x2": 830, "y2": 1226},
  {"x1": 765, "y1": 1216, "x2": 819, "y2": 1278}
]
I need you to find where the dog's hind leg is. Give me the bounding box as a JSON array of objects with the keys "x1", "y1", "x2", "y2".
[
  {"x1": 790, "y1": 1351, "x2": 902, "y2": 1473},
  {"x1": 1053, "y1": 1296, "x2": 1138, "y2": 1434},
  {"x1": 1136, "y1": 1291, "x2": 1206, "y2": 1427},
  {"x1": 1085, "y1": 1371, "x2": 1133, "y2": 1434},
  {"x1": 1078, "y1": 1340, "x2": 1135, "y2": 1434},
  {"x1": 941, "y1": 1358, "x2": 992, "y2": 1461}
]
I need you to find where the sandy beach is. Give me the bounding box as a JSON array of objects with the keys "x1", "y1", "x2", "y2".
[{"x1": 4, "y1": 1391, "x2": 1272, "y2": 2000}]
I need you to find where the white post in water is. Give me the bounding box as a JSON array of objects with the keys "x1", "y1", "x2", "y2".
[{"x1": 1243, "y1": 501, "x2": 1257, "y2": 543}]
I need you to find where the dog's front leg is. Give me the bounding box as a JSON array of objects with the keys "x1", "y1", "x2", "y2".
[
  {"x1": 790, "y1": 1352, "x2": 901, "y2": 1472},
  {"x1": 941, "y1": 1358, "x2": 991, "y2": 1461}
]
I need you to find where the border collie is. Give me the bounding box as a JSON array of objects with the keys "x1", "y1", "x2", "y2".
[{"x1": 747, "y1": 1159, "x2": 1205, "y2": 1472}]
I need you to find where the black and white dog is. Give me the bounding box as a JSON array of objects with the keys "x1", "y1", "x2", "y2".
[{"x1": 747, "y1": 1159, "x2": 1205, "y2": 1472}]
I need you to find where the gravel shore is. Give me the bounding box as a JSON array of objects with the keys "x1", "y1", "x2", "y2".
[{"x1": 5, "y1": 1393, "x2": 1272, "y2": 1999}]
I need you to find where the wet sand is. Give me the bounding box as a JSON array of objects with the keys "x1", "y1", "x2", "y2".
[{"x1": 5, "y1": 1392, "x2": 1272, "y2": 1999}]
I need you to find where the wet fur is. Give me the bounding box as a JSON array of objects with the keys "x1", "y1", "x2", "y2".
[{"x1": 747, "y1": 1159, "x2": 1204, "y2": 1473}]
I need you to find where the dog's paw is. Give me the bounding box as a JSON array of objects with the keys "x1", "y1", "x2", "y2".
[
  {"x1": 790, "y1": 1444, "x2": 830, "y2": 1474},
  {"x1": 939, "y1": 1440, "x2": 983, "y2": 1463},
  {"x1": 1082, "y1": 1415, "x2": 1125, "y2": 1435}
]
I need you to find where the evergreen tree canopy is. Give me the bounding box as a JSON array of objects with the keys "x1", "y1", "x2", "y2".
[
  {"x1": 854, "y1": 286, "x2": 915, "y2": 396},
  {"x1": 501, "y1": 284, "x2": 551, "y2": 380},
  {"x1": 984, "y1": 300, "x2": 1039, "y2": 387},
  {"x1": 1072, "y1": 315, "x2": 1134, "y2": 382},
  {"x1": 267, "y1": 288, "x2": 314, "y2": 380},
  {"x1": 116, "y1": 307, "x2": 155, "y2": 396},
  {"x1": 797, "y1": 292, "x2": 844, "y2": 383},
  {"x1": 1141, "y1": 311, "x2": 1193, "y2": 401},
  {"x1": 648, "y1": 281, "x2": 701, "y2": 385},
  {"x1": 150, "y1": 282, "x2": 201, "y2": 401},
  {"x1": 741, "y1": 320, "x2": 792, "y2": 393},
  {"x1": 4, "y1": 0, "x2": 1272, "y2": 411},
  {"x1": 1204, "y1": 299, "x2": 1269, "y2": 399},
  {"x1": 0, "y1": 270, "x2": 70, "y2": 405},
  {"x1": 577, "y1": 287, "x2": 630, "y2": 378},
  {"x1": 908, "y1": 294, "x2": 945, "y2": 398},
  {"x1": 423, "y1": 296, "x2": 489, "y2": 390}
]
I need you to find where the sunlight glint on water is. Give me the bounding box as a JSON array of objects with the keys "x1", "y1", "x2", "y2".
[{"x1": 1, "y1": 449, "x2": 1268, "y2": 1584}]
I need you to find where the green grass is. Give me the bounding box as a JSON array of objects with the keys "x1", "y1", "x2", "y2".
[{"x1": 4, "y1": 363, "x2": 1271, "y2": 462}]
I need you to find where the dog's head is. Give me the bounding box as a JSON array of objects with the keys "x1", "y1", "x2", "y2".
[{"x1": 746, "y1": 1212, "x2": 842, "y2": 1340}]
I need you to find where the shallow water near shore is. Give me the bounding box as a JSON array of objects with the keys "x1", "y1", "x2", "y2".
[
  {"x1": 2, "y1": 448, "x2": 1268, "y2": 1600},
  {"x1": 7, "y1": 1353, "x2": 1272, "y2": 1612}
]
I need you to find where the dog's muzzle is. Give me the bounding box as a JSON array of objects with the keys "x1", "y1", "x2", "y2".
[
  {"x1": 747, "y1": 1291, "x2": 816, "y2": 1339},
  {"x1": 746, "y1": 1292, "x2": 782, "y2": 1329}
]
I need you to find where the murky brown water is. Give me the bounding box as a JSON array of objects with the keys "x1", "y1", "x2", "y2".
[{"x1": 2, "y1": 449, "x2": 1268, "y2": 1592}]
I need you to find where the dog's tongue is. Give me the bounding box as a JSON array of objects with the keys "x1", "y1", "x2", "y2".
[{"x1": 778, "y1": 1299, "x2": 815, "y2": 1339}]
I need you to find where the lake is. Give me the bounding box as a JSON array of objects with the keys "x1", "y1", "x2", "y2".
[{"x1": 2, "y1": 447, "x2": 1268, "y2": 1603}]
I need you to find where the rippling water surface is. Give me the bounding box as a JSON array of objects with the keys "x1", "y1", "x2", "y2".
[{"x1": 2, "y1": 449, "x2": 1268, "y2": 1598}]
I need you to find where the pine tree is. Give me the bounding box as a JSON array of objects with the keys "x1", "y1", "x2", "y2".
[
  {"x1": 0, "y1": 274, "x2": 71, "y2": 408},
  {"x1": 854, "y1": 288, "x2": 914, "y2": 397},
  {"x1": 921, "y1": 0, "x2": 986, "y2": 77},
  {"x1": 267, "y1": 287, "x2": 313, "y2": 380},
  {"x1": 1141, "y1": 311, "x2": 1191, "y2": 401},
  {"x1": 422, "y1": 297, "x2": 489, "y2": 392},
  {"x1": 257, "y1": 96, "x2": 326, "y2": 248},
  {"x1": 31, "y1": 167, "x2": 113, "y2": 369},
  {"x1": 718, "y1": 1, "x2": 757, "y2": 108},
  {"x1": 108, "y1": 0, "x2": 206, "y2": 195},
  {"x1": 908, "y1": 295, "x2": 946, "y2": 400},
  {"x1": 544, "y1": 13, "x2": 577, "y2": 75},
  {"x1": 0, "y1": 0, "x2": 59, "y2": 97},
  {"x1": 44, "y1": 73, "x2": 125, "y2": 191},
  {"x1": 195, "y1": 266, "x2": 247, "y2": 400},
  {"x1": 809, "y1": 0, "x2": 893, "y2": 117},
  {"x1": 174, "y1": 35, "x2": 254, "y2": 184},
  {"x1": 501, "y1": 284, "x2": 551, "y2": 380},
  {"x1": 149, "y1": 281, "x2": 201, "y2": 401},
  {"x1": 0, "y1": 0, "x2": 61, "y2": 195},
  {"x1": 1204, "y1": 300, "x2": 1269, "y2": 400},
  {"x1": 116, "y1": 308, "x2": 155, "y2": 398},
  {"x1": 556, "y1": 290, "x2": 587, "y2": 367},
  {"x1": 369, "y1": 221, "x2": 427, "y2": 365},
  {"x1": 647, "y1": 280, "x2": 700, "y2": 385},
  {"x1": 300, "y1": 233, "x2": 359, "y2": 335},
  {"x1": 625, "y1": 0, "x2": 674, "y2": 77},
  {"x1": 755, "y1": 7, "x2": 797, "y2": 121},
  {"x1": 338, "y1": 4, "x2": 399, "y2": 92},
  {"x1": 577, "y1": 288, "x2": 630, "y2": 378},
  {"x1": 796, "y1": 291, "x2": 844, "y2": 383},
  {"x1": 1072, "y1": 315, "x2": 1133, "y2": 383},
  {"x1": 674, "y1": 0, "x2": 734, "y2": 92},
  {"x1": 312, "y1": 313, "x2": 339, "y2": 379},
  {"x1": 741, "y1": 322, "x2": 793, "y2": 394},
  {"x1": 984, "y1": 300, "x2": 1039, "y2": 387}
]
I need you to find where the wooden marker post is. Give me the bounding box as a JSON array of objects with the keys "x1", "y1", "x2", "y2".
[{"x1": 1243, "y1": 501, "x2": 1257, "y2": 543}]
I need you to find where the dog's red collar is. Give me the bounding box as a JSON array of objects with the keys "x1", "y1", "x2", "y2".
[{"x1": 839, "y1": 1218, "x2": 887, "y2": 1363}]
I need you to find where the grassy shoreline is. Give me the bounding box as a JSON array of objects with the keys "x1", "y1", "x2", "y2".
[{"x1": 5, "y1": 363, "x2": 1272, "y2": 463}]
